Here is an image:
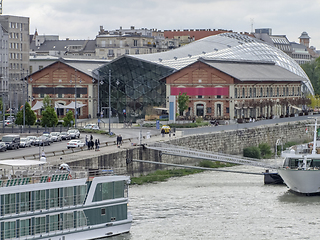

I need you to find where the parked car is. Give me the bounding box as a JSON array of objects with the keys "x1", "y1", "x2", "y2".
[
  {"x1": 34, "y1": 136, "x2": 51, "y2": 146},
  {"x1": 67, "y1": 140, "x2": 85, "y2": 149},
  {"x1": 67, "y1": 129, "x2": 80, "y2": 139},
  {"x1": 1, "y1": 135, "x2": 20, "y2": 150},
  {"x1": 27, "y1": 136, "x2": 37, "y2": 145},
  {"x1": 42, "y1": 133, "x2": 53, "y2": 143},
  {"x1": 50, "y1": 132, "x2": 62, "y2": 142},
  {"x1": 20, "y1": 138, "x2": 32, "y2": 148},
  {"x1": 4, "y1": 120, "x2": 13, "y2": 126},
  {"x1": 161, "y1": 125, "x2": 171, "y2": 134},
  {"x1": 60, "y1": 132, "x2": 71, "y2": 140},
  {"x1": 83, "y1": 124, "x2": 100, "y2": 130},
  {"x1": 0, "y1": 142, "x2": 7, "y2": 152}
]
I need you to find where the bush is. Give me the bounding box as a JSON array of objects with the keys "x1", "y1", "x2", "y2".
[
  {"x1": 259, "y1": 143, "x2": 272, "y2": 158},
  {"x1": 243, "y1": 146, "x2": 261, "y2": 159}
]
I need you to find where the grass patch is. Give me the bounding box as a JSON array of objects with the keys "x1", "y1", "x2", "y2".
[{"x1": 130, "y1": 160, "x2": 236, "y2": 185}]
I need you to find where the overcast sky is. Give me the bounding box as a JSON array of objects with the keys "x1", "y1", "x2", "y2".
[{"x1": 4, "y1": 0, "x2": 320, "y2": 49}]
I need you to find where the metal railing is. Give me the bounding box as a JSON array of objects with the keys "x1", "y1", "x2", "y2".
[{"x1": 146, "y1": 142, "x2": 279, "y2": 169}]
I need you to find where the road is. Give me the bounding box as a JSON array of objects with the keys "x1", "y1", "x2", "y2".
[
  {"x1": 0, "y1": 128, "x2": 159, "y2": 160},
  {"x1": 182, "y1": 115, "x2": 314, "y2": 135}
]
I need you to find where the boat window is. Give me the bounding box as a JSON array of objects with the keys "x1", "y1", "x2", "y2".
[
  {"x1": 63, "y1": 187, "x2": 74, "y2": 207},
  {"x1": 4, "y1": 193, "x2": 15, "y2": 215},
  {"x1": 63, "y1": 212, "x2": 74, "y2": 229},
  {"x1": 102, "y1": 182, "x2": 114, "y2": 200},
  {"x1": 76, "y1": 185, "x2": 87, "y2": 205},
  {"x1": 34, "y1": 190, "x2": 46, "y2": 210},
  {"x1": 77, "y1": 211, "x2": 87, "y2": 227},
  {"x1": 114, "y1": 181, "x2": 125, "y2": 198},
  {"x1": 20, "y1": 192, "x2": 30, "y2": 212},
  {"x1": 35, "y1": 216, "x2": 46, "y2": 234},
  {"x1": 49, "y1": 188, "x2": 59, "y2": 208},
  {"x1": 49, "y1": 214, "x2": 59, "y2": 232},
  {"x1": 20, "y1": 219, "x2": 31, "y2": 237},
  {"x1": 4, "y1": 221, "x2": 16, "y2": 239}
]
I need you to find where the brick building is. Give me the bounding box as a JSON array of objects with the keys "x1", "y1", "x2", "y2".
[{"x1": 28, "y1": 59, "x2": 101, "y2": 119}]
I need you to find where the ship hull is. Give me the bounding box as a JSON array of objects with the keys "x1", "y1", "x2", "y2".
[{"x1": 278, "y1": 169, "x2": 320, "y2": 194}]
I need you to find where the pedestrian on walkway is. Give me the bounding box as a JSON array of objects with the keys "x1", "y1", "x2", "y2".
[
  {"x1": 85, "y1": 135, "x2": 88, "y2": 146},
  {"x1": 95, "y1": 139, "x2": 98, "y2": 151},
  {"x1": 161, "y1": 128, "x2": 165, "y2": 137},
  {"x1": 117, "y1": 135, "x2": 120, "y2": 147},
  {"x1": 119, "y1": 135, "x2": 122, "y2": 146}
]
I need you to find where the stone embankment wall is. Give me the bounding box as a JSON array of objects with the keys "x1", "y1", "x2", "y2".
[{"x1": 68, "y1": 122, "x2": 312, "y2": 177}]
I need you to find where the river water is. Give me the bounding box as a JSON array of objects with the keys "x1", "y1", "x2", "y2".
[{"x1": 110, "y1": 165, "x2": 320, "y2": 240}]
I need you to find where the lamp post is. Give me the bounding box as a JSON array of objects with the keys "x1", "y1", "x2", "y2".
[
  {"x1": 22, "y1": 68, "x2": 25, "y2": 130},
  {"x1": 108, "y1": 70, "x2": 111, "y2": 134}
]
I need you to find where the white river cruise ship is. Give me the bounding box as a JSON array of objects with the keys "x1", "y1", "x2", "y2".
[{"x1": 0, "y1": 160, "x2": 132, "y2": 240}]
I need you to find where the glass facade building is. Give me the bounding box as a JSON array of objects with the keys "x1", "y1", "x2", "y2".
[
  {"x1": 96, "y1": 33, "x2": 312, "y2": 121},
  {"x1": 95, "y1": 56, "x2": 174, "y2": 121}
]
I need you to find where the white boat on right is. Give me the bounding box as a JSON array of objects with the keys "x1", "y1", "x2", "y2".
[{"x1": 278, "y1": 118, "x2": 320, "y2": 195}]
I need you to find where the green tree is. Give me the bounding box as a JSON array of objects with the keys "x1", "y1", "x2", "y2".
[
  {"x1": 42, "y1": 95, "x2": 52, "y2": 109},
  {"x1": 63, "y1": 110, "x2": 75, "y2": 127},
  {"x1": 301, "y1": 59, "x2": 320, "y2": 95},
  {"x1": 41, "y1": 106, "x2": 58, "y2": 127},
  {"x1": 177, "y1": 92, "x2": 189, "y2": 116},
  {"x1": 15, "y1": 102, "x2": 36, "y2": 125}
]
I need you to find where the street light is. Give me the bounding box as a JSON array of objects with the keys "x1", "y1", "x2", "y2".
[
  {"x1": 108, "y1": 70, "x2": 111, "y2": 134},
  {"x1": 70, "y1": 70, "x2": 81, "y2": 128}
]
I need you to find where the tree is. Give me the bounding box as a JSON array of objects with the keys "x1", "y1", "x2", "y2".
[
  {"x1": 63, "y1": 110, "x2": 75, "y2": 127},
  {"x1": 41, "y1": 106, "x2": 58, "y2": 127},
  {"x1": 15, "y1": 102, "x2": 36, "y2": 125},
  {"x1": 301, "y1": 59, "x2": 320, "y2": 95},
  {"x1": 177, "y1": 92, "x2": 189, "y2": 116},
  {"x1": 42, "y1": 95, "x2": 52, "y2": 109}
]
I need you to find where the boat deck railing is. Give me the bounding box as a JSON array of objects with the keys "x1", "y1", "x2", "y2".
[{"x1": 0, "y1": 166, "x2": 115, "y2": 188}]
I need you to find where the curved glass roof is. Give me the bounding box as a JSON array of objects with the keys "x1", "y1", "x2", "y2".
[{"x1": 133, "y1": 32, "x2": 313, "y2": 95}]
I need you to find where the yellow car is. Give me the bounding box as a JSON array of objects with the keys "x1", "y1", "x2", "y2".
[{"x1": 161, "y1": 125, "x2": 171, "y2": 134}]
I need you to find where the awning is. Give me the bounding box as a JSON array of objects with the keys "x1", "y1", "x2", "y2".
[
  {"x1": 31, "y1": 101, "x2": 43, "y2": 111},
  {"x1": 0, "y1": 159, "x2": 46, "y2": 167},
  {"x1": 291, "y1": 106, "x2": 302, "y2": 111},
  {"x1": 65, "y1": 101, "x2": 87, "y2": 109},
  {"x1": 55, "y1": 102, "x2": 68, "y2": 109}
]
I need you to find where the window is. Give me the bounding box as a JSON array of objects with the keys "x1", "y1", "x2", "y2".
[
  {"x1": 34, "y1": 190, "x2": 46, "y2": 210},
  {"x1": 64, "y1": 187, "x2": 74, "y2": 207},
  {"x1": 242, "y1": 88, "x2": 245, "y2": 98},
  {"x1": 125, "y1": 49, "x2": 129, "y2": 54},
  {"x1": 266, "y1": 88, "x2": 269, "y2": 97},
  {"x1": 198, "y1": 95, "x2": 202, "y2": 98},
  {"x1": 226, "y1": 107, "x2": 229, "y2": 114},
  {"x1": 49, "y1": 214, "x2": 59, "y2": 232},
  {"x1": 58, "y1": 93, "x2": 63, "y2": 98},
  {"x1": 235, "y1": 88, "x2": 237, "y2": 98},
  {"x1": 260, "y1": 88, "x2": 263, "y2": 97},
  {"x1": 253, "y1": 88, "x2": 256, "y2": 98},
  {"x1": 4, "y1": 194, "x2": 15, "y2": 214},
  {"x1": 207, "y1": 107, "x2": 212, "y2": 113},
  {"x1": 35, "y1": 217, "x2": 46, "y2": 234},
  {"x1": 39, "y1": 66, "x2": 43, "y2": 70},
  {"x1": 4, "y1": 221, "x2": 16, "y2": 239},
  {"x1": 270, "y1": 88, "x2": 273, "y2": 97},
  {"x1": 20, "y1": 219, "x2": 30, "y2": 237},
  {"x1": 217, "y1": 95, "x2": 221, "y2": 98},
  {"x1": 283, "y1": 87, "x2": 285, "y2": 96},
  {"x1": 49, "y1": 188, "x2": 59, "y2": 208},
  {"x1": 108, "y1": 49, "x2": 114, "y2": 56},
  {"x1": 277, "y1": 87, "x2": 279, "y2": 97},
  {"x1": 20, "y1": 192, "x2": 30, "y2": 212},
  {"x1": 63, "y1": 212, "x2": 74, "y2": 229},
  {"x1": 40, "y1": 93, "x2": 44, "y2": 98},
  {"x1": 249, "y1": 88, "x2": 252, "y2": 98},
  {"x1": 101, "y1": 208, "x2": 106, "y2": 215},
  {"x1": 286, "y1": 87, "x2": 289, "y2": 96},
  {"x1": 135, "y1": 49, "x2": 139, "y2": 54},
  {"x1": 133, "y1": 39, "x2": 138, "y2": 46},
  {"x1": 292, "y1": 87, "x2": 295, "y2": 96}
]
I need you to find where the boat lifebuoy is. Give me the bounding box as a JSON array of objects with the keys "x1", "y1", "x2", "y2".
[
  {"x1": 68, "y1": 174, "x2": 72, "y2": 180},
  {"x1": 47, "y1": 177, "x2": 51, "y2": 182}
]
